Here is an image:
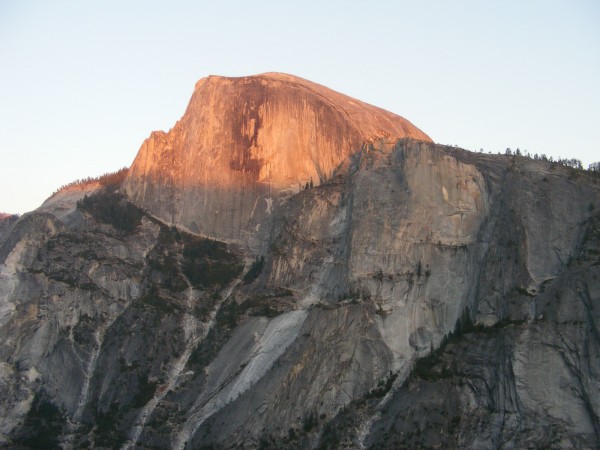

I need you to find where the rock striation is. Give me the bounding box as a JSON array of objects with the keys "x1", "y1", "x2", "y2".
[
  {"x1": 0, "y1": 74, "x2": 599, "y2": 449},
  {"x1": 122, "y1": 72, "x2": 430, "y2": 248}
]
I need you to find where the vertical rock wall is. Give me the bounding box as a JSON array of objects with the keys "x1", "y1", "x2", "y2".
[{"x1": 122, "y1": 73, "x2": 431, "y2": 248}]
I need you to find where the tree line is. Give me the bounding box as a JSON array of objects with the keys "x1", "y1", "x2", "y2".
[
  {"x1": 53, "y1": 167, "x2": 129, "y2": 195},
  {"x1": 473, "y1": 146, "x2": 599, "y2": 172}
]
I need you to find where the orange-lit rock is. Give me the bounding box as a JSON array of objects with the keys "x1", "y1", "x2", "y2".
[{"x1": 123, "y1": 73, "x2": 430, "y2": 247}]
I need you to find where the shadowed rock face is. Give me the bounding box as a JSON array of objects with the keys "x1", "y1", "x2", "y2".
[{"x1": 122, "y1": 73, "x2": 431, "y2": 247}]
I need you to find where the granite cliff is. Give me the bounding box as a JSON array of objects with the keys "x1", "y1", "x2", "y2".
[
  {"x1": 122, "y1": 73, "x2": 430, "y2": 249},
  {"x1": 0, "y1": 74, "x2": 599, "y2": 449}
]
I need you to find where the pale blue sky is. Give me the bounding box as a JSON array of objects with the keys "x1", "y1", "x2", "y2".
[{"x1": 1, "y1": 0, "x2": 599, "y2": 214}]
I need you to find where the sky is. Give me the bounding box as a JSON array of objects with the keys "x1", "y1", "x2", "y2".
[{"x1": 1, "y1": 0, "x2": 599, "y2": 214}]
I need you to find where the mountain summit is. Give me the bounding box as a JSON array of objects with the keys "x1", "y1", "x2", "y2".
[{"x1": 123, "y1": 73, "x2": 430, "y2": 245}]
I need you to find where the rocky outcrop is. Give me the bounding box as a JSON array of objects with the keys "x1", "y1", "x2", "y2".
[
  {"x1": 0, "y1": 188, "x2": 247, "y2": 448},
  {"x1": 122, "y1": 73, "x2": 430, "y2": 249},
  {"x1": 0, "y1": 214, "x2": 18, "y2": 253},
  {"x1": 0, "y1": 74, "x2": 599, "y2": 449},
  {"x1": 320, "y1": 207, "x2": 600, "y2": 449}
]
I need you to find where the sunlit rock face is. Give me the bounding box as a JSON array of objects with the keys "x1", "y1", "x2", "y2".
[{"x1": 122, "y1": 73, "x2": 430, "y2": 248}]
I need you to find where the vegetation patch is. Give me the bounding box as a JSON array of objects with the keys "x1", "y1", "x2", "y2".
[
  {"x1": 366, "y1": 371, "x2": 398, "y2": 398},
  {"x1": 337, "y1": 287, "x2": 371, "y2": 303},
  {"x1": 139, "y1": 287, "x2": 183, "y2": 315},
  {"x1": 36, "y1": 232, "x2": 100, "y2": 289},
  {"x1": 412, "y1": 347, "x2": 452, "y2": 382},
  {"x1": 72, "y1": 314, "x2": 97, "y2": 345},
  {"x1": 132, "y1": 371, "x2": 159, "y2": 408},
  {"x1": 213, "y1": 289, "x2": 293, "y2": 327},
  {"x1": 94, "y1": 401, "x2": 128, "y2": 448},
  {"x1": 145, "y1": 226, "x2": 188, "y2": 291},
  {"x1": 181, "y1": 232, "x2": 243, "y2": 289},
  {"x1": 11, "y1": 391, "x2": 64, "y2": 449},
  {"x1": 193, "y1": 292, "x2": 221, "y2": 321},
  {"x1": 146, "y1": 224, "x2": 244, "y2": 292},
  {"x1": 580, "y1": 213, "x2": 600, "y2": 266},
  {"x1": 302, "y1": 410, "x2": 319, "y2": 432},
  {"x1": 216, "y1": 300, "x2": 240, "y2": 328},
  {"x1": 78, "y1": 190, "x2": 144, "y2": 233},
  {"x1": 514, "y1": 286, "x2": 534, "y2": 297},
  {"x1": 242, "y1": 255, "x2": 265, "y2": 284},
  {"x1": 187, "y1": 315, "x2": 234, "y2": 369},
  {"x1": 238, "y1": 290, "x2": 291, "y2": 318},
  {"x1": 411, "y1": 308, "x2": 527, "y2": 382}
]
